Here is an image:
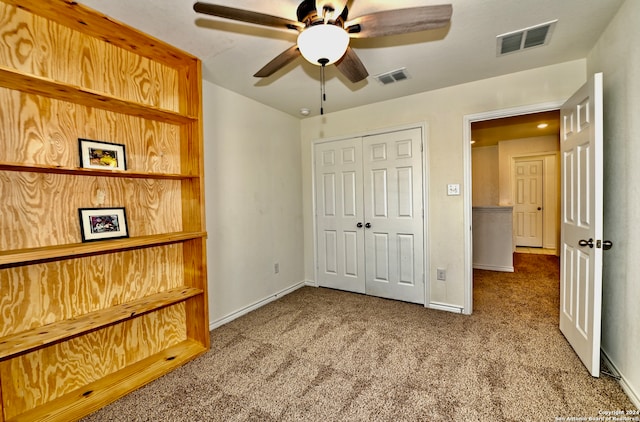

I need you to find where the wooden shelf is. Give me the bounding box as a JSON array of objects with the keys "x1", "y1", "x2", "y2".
[
  {"x1": 0, "y1": 161, "x2": 198, "y2": 180},
  {"x1": 0, "y1": 66, "x2": 197, "y2": 125},
  {"x1": 0, "y1": 1, "x2": 208, "y2": 419},
  {"x1": 0, "y1": 287, "x2": 203, "y2": 360},
  {"x1": 8, "y1": 339, "x2": 208, "y2": 422},
  {"x1": 0, "y1": 232, "x2": 207, "y2": 267}
]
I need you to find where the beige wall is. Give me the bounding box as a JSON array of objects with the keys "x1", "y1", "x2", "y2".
[
  {"x1": 471, "y1": 136, "x2": 560, "y2": 207},
  {"x1": 471, "y1": 146, "x2": 499, "y2": 206},
  {"x1": 202, "y1": 81, "x2": 305, "y2": 326},
  {"x1": 301, "y1": 60, "x2": 586, "y2": 309},
  {"x1": 587, "y1": 0, "x2": 640, "y2": 405}
]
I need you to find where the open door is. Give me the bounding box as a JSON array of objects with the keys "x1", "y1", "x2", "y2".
[{"x1": 559, "y1": 73, "x2": 606, "y2": 377}]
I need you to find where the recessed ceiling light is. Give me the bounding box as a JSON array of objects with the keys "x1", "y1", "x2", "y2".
[
  {"x1": 537, "y1": 123, "x2": 548, "y2": 129},
  {"x1": 300, "y1": 108, "x2": 310, "y2": 116}
]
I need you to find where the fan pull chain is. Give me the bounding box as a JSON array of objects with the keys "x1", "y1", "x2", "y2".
[{"x1": 319, "y1": 58, "x2": 329, "y2": 115}]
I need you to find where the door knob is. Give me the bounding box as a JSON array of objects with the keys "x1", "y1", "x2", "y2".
[
  {"x1": 356, "y1": 222, "x2": 363, "y2": 228},
  {"x1": 537, "y1": 207, "x2": 542, "y2": 211},
  {"x1": 365, "y1": 222, "x2": 371, "y2": 228},
  {"x1": 602, "y1": 240, "x2": 613, "y2": 250},
  {"x1": 578, "y1": 238, "x2": 594, "y2": 248}
]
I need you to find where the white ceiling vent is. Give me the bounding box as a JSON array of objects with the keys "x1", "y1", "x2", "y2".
[
  {"x1": 497, "y1": 20, "x2": 557, "y2": 56},
  {"x1": 374, "y1": 68, "x2": 410, "y2": 85}
]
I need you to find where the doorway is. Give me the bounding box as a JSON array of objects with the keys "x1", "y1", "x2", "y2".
[{"x1": 463, "y1": 102, "x2": 563, "y2": 314}]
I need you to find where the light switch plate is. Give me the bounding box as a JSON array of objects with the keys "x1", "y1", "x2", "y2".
[{"x1": 447, "y1": 184, "x2": 460, "y2": 196}]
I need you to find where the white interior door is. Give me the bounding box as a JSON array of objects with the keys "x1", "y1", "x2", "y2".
[
  {"x1": 314, "y1": 128, "x2": 425, "y2": 304},
  {"x1": 513, "y1": 159, "x2": 544, "y2": 247},
  {"x1": 314, "y1": 137, "x2": 365, "y2": 293},
  {"x1": 560, "y1": 73, "x2": 604, "y2": 377},
  {"x1": 363, "y1": 128, "x2": 424, "y2": 304}
]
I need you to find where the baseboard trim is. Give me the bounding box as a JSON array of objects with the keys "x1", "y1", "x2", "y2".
[
  {"x1": 209, "y1": 281, "x2": 307, "y2": 330},
  {"x1": 601, "y1": 349, "x2": 640, "y2": 409},
  {"x1": 428, "y1": 302, "x2": 464, "y2": 314},
  {"x1": 473, "y1": 264, "x2": 514, "y2": 272}
]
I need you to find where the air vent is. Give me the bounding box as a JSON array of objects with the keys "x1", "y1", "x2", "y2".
[
  {"x1": 374, "y1": 68, "x2": 410, "y2": 85},
  {"x1": 497, "y1": 20, "x2": 557, "y2": 56}
]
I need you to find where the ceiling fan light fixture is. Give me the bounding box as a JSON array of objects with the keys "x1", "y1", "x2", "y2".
[{"x1": 297, "y1": 24, "x2": 349, "y2": 65}]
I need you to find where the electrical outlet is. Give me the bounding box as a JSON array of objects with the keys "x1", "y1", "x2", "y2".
[
  {"x1": 274, "y1": 263, "x2": 279, "y2": 274},
  {"x1": 436, "y1": 268, "x2": 446, "y2": 281}
]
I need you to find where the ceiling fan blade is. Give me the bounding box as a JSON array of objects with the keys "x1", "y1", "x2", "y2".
[
  {"x1": 345, "y1": 4, "x2": 452, "y2": 38},
  {"x1": 335, "y1": 47, "x2": 368, "y2": 83},
  {"x1": 254, "y1": 45, "x2": 301, "y2": 78},
  {"x1": 194, "y1": 2, "x2": 304, "y2": 31}
]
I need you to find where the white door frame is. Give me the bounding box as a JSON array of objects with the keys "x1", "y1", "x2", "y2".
[
  {"x1": 462, "y1": 101, "x2": 564, "y2": 314},
  {"x1": 311, "y1": 122, "x2": 430, "y2": 306}
]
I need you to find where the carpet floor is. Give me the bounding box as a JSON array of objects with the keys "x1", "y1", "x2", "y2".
[{"x1": 83, "y1": 253, "x2": 636, "y2": 421}]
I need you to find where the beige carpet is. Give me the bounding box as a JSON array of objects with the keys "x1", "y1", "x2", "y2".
[{"x1": 83, "y1": 254, "x2": 636, "y2": 421}]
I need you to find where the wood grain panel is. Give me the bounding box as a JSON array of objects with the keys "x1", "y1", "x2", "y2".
[
  {"x1": 0, "y1": 232, "x2": 205, "y2": 267},
  {"x1": 0, "y1": 288, "x2": 201, "y2": 360},
  {"x1": 0, "y1": 172, "x2": 182, "y2": 249},
  {"x1": 0, "y1": 87, "x2": 181, "y2": 173},
  {"x1": 183, "y1": 238, "x2": 210, "y2": 348},
  {"x1": 0, "y1": 1, "x2": 207, "y2": 419},
  {"x1": 2, "y1": 0, "x2": 198, "y2": 69},
  {"x1": 0, "y1": 304, "x2": 187, "y2": 419},
  {"x1": 17, "y1": 340, "x2": 207, "y2": 422},
  {"x1": 0, "y1": 4, "x2": 46, "y2": 77},
  {"x1": 0, "y1": 2, "x2": 179, "y2": 111},
  {"x1": 0, "y1": 245, "x2": 184, "y2": 337},
  {"x1": 0, "y1": 67, "x2": 195, "y2": 124}
]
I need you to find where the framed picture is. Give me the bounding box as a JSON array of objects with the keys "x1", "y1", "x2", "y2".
[
  {"x1": 78, "y1": 207, "x2": 129, "y2": 242},
  {"x1": 79, "y1": 138, "x2": 127, "y2": 170}
]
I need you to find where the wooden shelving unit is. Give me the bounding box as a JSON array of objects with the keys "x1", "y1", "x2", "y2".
[
  {"x1": 0, "y1": 1, "x2": 209, "y2": 420},
  {"x1": 0, "y1": 66, "x2": 198, "y2": 124}
]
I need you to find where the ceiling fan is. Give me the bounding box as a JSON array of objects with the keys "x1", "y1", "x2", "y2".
[{"x1": 193, "y1": 1, "x2": 453, "y2": 83}]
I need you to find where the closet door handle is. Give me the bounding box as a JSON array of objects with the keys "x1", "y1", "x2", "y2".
[
  {"x1": 365, "y1": 222, "x2": 371, "y2": 228},
  {"x1": 356, "y1": 222, "x2": 363, "y2": 228}
]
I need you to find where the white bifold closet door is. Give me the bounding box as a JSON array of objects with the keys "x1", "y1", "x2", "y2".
[{"x1": 314, "y1": 127, "x2": 424, "y2": 304}]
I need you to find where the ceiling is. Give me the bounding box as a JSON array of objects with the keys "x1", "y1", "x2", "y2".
[
  {"x1": 78, "y1": 0, "x2": 623, "y2": 118},
  {"x1": 471, "y1": 110, "x2": 560, "y2": 148}
]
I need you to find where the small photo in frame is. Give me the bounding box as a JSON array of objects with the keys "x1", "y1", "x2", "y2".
[
  {"x1": 78, "y1": 207, "x2": 129, "y2": 242},
  {"x1": 79, "y1": 138, "x2": 127, "y2": 170}
]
